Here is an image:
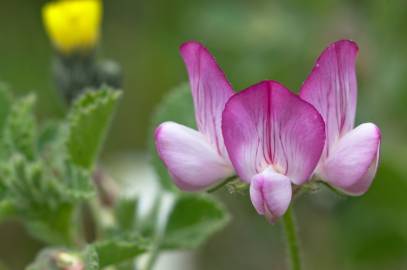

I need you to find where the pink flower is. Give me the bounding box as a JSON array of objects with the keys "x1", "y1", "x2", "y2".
[
  {"x1": 222, "y1": 81, "x2": 326, "y2": 222},
  {"x1": 155, "y1": 41, "x2": 234, "y2": 191},
  {"x1": 300, "y1": 40, "x2": 381, "y2": 195}
]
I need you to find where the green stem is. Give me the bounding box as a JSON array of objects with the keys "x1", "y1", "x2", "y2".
[
  {"x1": 143, "y1": 194, "x2": 175, "y2": 270},
  {"x1": 144, "y1": 240, "x2": 161, "y2": 270},
  {"x1": 207, "y1": 175, "x2": 237, "y2": 193},
  {"x1": 282, "y1": 206, "x2": 302, "y2": 270}
]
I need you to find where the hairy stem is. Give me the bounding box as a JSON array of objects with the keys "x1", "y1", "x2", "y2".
[{"x1": 282, "y1": 206, "x2": 302, "y2": 270}]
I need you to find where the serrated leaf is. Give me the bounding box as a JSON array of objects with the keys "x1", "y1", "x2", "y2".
[
  {"x1": 91, "y1": 233, "x2": 148, "y2": 267},
  {"x1": 1, "y1": 155, "x2": 57, "y2": 213},
  {"x1": 3, "y1": 94, "x2": 37, "y2": 160},
  {"x1": 37, "y1": 122, "x2": 95, "y2": 201},
  {"x1": 0, "y1": 154, "x2": 78, "y2": 244},
  {"x1": 82, "y1": 246, "x2": 99, "y2": 270},
  {"x1": 149, "y1": 83, "x2": 195, "y2": 190},
  {"x1": 67, "y1": 88, "x2": 121, "y2": 168},
  {"x1": 63, "y1": 163, "x2": 95, "y2": 201},
  {"x1": 0, "y1": 143, "x2": 93, "y2": 245},
  {"x1": 162, "y1": 194, "x2": 230, "y2": 249}
]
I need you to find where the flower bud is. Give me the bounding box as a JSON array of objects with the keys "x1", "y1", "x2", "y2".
[
  {"x1": 42, "y1": 0, "x2": 102, "y2": 55},
  {"x1": 27, "y1": 248, "x2": 84, "y2": 270}
]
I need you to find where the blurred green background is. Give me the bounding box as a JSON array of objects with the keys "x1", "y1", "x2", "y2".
[{"x1": 0, "y1": 0, "x2": 406, "y2": 269}]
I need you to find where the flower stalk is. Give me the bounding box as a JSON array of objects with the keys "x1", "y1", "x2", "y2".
[{"x1": 282, "y1": 206, "x2": 302, "y2": 270}]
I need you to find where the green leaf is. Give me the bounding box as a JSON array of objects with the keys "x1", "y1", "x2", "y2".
[
  {"x1": 149, "y1": 83, "x2": 195, "y2": 190},
  {"x1": 91, "y1": 233, "x2": 148, "y2": 267},
  {"x1": 63, "y1": 163, "x2": 95, "y2": 201},
  {"x1": 0, "y1": 139, "x2": 93, "y2": 244},
  {"x1": 37, "y1": 122, "x2": 96, "y2": 202},
  {"x1": 113, "y1": 196, "x2": 158, "y2": 240},
  {"x1": 1, "y1": 155, "x2": 58, "y2": 213},
  {"x1": 162, "y1": 193, "x2": 230, "y2": 249},
  {"x1": 114, "y1": 198, "x2": 138, "y2": 232},
  {"x1": 82, "y1": 246, "x2": 99, "y2": 270},
  {"x1": 0, "y1": 155, "x2": 76, "y2": 243},
  {"x1": 3, "y1": 94, "x2": 37, "y2": 160},
  {"x1": 37, "y1": 121, "x2": 61, "y2": 153},
  {"x1": 24, "y1": 203, "x2": 75, "y2": 245},
  {"x1": 67, "y1": 88, "x2": 121, "y2": 168},
  {"x1": 115, "y1": 261, "x2": 135, "y2": 270}
]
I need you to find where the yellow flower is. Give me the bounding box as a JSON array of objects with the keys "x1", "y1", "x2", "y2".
[{"x1": 42, "y1": 0, "x2": 103, "y2": 54}]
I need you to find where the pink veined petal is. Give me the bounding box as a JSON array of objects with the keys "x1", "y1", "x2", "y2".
[
  {"x1": 250, "y1": 168, "x2": 292, "y2": 223},
  {"x1": 300, "y1": 40, "x2": 359, "y2": 160},
  {"x1": 319, "y1": 123, "x2": 381, "y2": 193},
  {"x1": 222, "y1": 80, "x2": 325, "y2": 184},
  {"x1": 155, "y1": 121, "x2": 233, "y2": 192},
  {"x1": 180, "y1": 41, "x2": 234, "y2": 160}
]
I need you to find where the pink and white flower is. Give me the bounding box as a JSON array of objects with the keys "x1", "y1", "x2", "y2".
[
  {"x1": 222, "y1": 81, "x2": 326, "y2": 222},
  {"x1": 300, "y1": 40, "x2": 381, "y2": 195},
  {"x1": 155, "y1": 41, "x2": 234, "y2": 191}
]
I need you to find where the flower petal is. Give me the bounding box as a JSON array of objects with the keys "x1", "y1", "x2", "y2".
[
  {"x1": 155, "y1": 121, "x2": 233, "y2": 191},
  {"x1": 180, "y1": 41, "x2": 234, "y2": 160},
  {"x1": 342, "y1": 146, "x2": 380, "y2": 196},
  {"x1": 222, "y1": 80, "x2": 325, "y2": 184},
  {"x1": 320, "y1": 123, "x2": 381, "y2": 194},
  {"x1": 250, "y1": 168, "x2": 292, "y2": 223},
  {"x1": 300, "y1": 40, "x2": 359, "y2": 160}
]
